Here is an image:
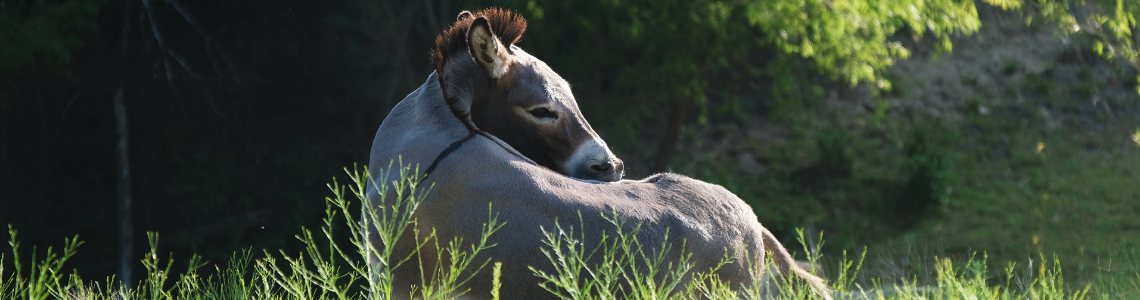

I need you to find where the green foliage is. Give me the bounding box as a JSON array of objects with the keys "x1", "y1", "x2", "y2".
[
  {"x1": 529, "y1": 211, "x2": 697, "y2": 300},
  {"x1": 747, "y1": 0, "x2": 980, "y2": 88},
  {"x1": 511, "y1": 0, "x2": 987, "y2": 95},
  {"x1": 469, "y1": 0, "x2": 1019, "y2": 174},
  {"x1": 1001, "y1": 0, "x2": 1140, "y2": 94},
  {"x1": 136, "y1": 232, "x2": 210, "y2": 299},
  {"x1": 2, "y1": 161, "x2": 505, "y2": 300},
  {"x1": 899, "y1": 124, "x2": 953, "y2": 213},
  {"x1": 252, "y1": 162, "x2": 503, "y2": 300},
  {"x1": 1, "y1": 167, "x2": 1132, "y2": 299},
  {"x1": 0, "y1": 0, "x2": 100, "y2": 74},
  {"x1": 0, "y1": 225, "x2": 84, "y2": 300},
  {"x1": 491, "y1": 262, "x2": 502, "y2": 300},
  {"x1": 817, "y1": 129, "x2": 854, "y2": 175}
]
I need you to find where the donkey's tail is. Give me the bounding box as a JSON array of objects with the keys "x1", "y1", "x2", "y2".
[{"x1": 761, "y1": 227, "x2": 834, "y2": 300}]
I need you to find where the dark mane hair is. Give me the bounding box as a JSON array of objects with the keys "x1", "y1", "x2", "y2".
[{"x1": 430, "y1": 8, "x2": 527, "y2": 76}]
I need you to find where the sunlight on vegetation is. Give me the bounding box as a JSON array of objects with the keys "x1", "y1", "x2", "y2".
[
  {"x1": 529, "y1": 212, "x2": 698, "y2": 300},
  {"x1": 0, "y1": 161, "x2": 503, "y2": 299},
  {"x1": 2, "y1": 162, "x2": 1135, "y2": 299}
]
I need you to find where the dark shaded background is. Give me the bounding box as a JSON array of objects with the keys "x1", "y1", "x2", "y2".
[{"x1": 2, "y1": 0, "x2": 459, "y2": 279}]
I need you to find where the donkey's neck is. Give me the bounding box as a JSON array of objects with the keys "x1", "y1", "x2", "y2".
[
  {"x1": 385, "y1": 72, "x2": 532, "y2": 172},
  {"x1": 428, "y1": 69, "x2": 535, "y2": 166},
  {"x1": 413, "y1": 72, "x2": 467, "y2": 133},
  {"x1": 367, "y1": 72, "x2": 468, "y2": 179}
]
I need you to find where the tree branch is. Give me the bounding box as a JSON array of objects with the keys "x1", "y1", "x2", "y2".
[
  {"x1": 165, "y1": 0, "x2": 239, "y2": 82},
  {"x1": 142, "y1": 0, "x2": 203, "y2": 83},
  {"x1": 115, "y1": 0, "x2": 134, "y2": 287},
  {"x1": 141, "y1": 0, "x2": 226, "y2": 118}
]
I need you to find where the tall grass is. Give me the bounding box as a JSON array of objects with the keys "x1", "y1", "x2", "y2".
[
  {"x1": 528, "y1": 212, "x2": 698, "y2": 300},
  {"x1": 0, "y1": 162, "x2": 1131, "y2": 299}
]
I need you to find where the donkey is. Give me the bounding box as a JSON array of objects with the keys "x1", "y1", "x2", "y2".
[{"x1": 365, "y1": 8, "x2": 832, "y2": 300}]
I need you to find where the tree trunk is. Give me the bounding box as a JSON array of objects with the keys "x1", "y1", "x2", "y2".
[
  {"x1": 115, "y1": 0, "x2": 133, "y2": 287},
  {"x1": 1, "y1": 112, "x2": 9, "y2": 205},
  {"x1": 113, "y1": 87, "x2": 132, "y2": 287},
  {"x1": 651, "y1": 98, "x2": 688, "y2": 173}
]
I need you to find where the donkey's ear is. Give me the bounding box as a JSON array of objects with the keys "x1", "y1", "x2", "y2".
[
  {"x1": 456, "y1": 10, "x2": 473, "y2": 21},
  {"x1": 467, "y1": 17, "x2": 512, "y2": 79}
]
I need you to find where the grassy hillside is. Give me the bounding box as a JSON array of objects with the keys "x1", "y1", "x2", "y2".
[{"x1": 660, "y1": 8, "x2": 1140, "y2": 289}]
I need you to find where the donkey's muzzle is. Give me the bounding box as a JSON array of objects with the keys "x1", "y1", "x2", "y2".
[
  {"x1": 583, "y1": 158, "x2": 624, "y2": 182},
  {"x1": 565, "y1": 139, "x2": 624, "y2": 182}
]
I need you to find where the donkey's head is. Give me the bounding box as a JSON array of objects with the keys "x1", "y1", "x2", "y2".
[{"x1": 431, "y1": 9, "x2": 624, "y2": 182}]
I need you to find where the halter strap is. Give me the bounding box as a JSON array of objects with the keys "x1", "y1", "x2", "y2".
[{"x1": 423, "y1": 132, "x2": 478, "y2": 179}]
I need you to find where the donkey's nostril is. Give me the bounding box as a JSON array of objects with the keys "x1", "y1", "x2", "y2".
[
  {"x1": 580, "y1": 159, "x2": 623, "y2": 182},
  {"x1": 590, "y1": 162, "x2": 612, "y2": 172}
]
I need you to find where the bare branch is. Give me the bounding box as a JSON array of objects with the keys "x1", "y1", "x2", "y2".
[
  {"x1": 141, "y1": 0, "x2": 205, "y2": 83},
  {"x1": 141, "y1": 0, "x2": 226, "y2": 118},
  {"x1": 165, "y1": 0, "x2": 240, "y2": 82}
]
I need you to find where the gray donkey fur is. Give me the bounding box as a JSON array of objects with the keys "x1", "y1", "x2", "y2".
[{"x1": 365, "y1": 9, "x2": 831, "y2": 300}]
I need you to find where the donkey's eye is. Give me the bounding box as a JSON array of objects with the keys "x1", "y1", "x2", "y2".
[{"x1": 529, "y1": 107, "x2": 558, "y2": 119}]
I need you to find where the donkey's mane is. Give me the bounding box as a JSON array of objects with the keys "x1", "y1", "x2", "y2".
[{"x1": 430, "y1": 8, "x2": 527, "y2": 76}]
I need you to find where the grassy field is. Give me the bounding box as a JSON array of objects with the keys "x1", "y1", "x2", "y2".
[
  {"x1": 649, "y1": 15, "x2": 1140, "y2": 296},
  {"x1": 875, "y1": 116, "x2": 1140, "y2": 291},
  {"x1": 3, "y1": 164, "x2": 1135, "y2": 299},
  {"x1": 696, "y1": 85, "x2": 1140, "y2": 298}
]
